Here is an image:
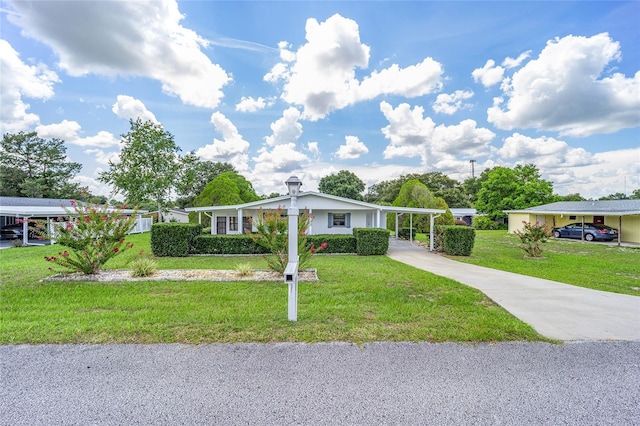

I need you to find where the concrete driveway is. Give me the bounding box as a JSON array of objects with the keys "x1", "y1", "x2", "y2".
[{"x1": 387, "y1": 239, "x2": 640, "y2": 341}]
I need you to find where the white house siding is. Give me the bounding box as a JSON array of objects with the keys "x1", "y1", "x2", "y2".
[{"x1": 311, "y1": 210, "x2": 368, "y2": 235}]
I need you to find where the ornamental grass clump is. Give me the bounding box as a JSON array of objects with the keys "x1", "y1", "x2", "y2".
[
  {"x1": 130, "y1": 257, "x2": 158, "y2": 278},
  {"x1": 250, "y1": 207, "x2": 327, "y2": 273},
  {"x1": 514, "y1": 221, "x2": 552, "y2": 258},
  {"x1": 32, "y1": 200, "x2": 138, "y2": 275}
]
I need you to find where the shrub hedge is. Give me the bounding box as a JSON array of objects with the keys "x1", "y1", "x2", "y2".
[
  {"x1": 397, "y1": 227, "x2": 416, "y2": 240},
  {"x1": 192, "y1": 234, "x2": 268, "y2": 255},
  {"x1": 151, "y1": 223, "x2": 202, "y2": 257},
  {"x1": 151, "y1": 225, "x2": 385, "y2": 256},
  {"x1": 307, "y1": 234, "x2": 356, "y2": 254},
  {"x1": 434, "y1": 225, "x2": 475, "y2": 256},
  {"x1": 353, "y1": 228, "x2": 389, "y2": 256}
]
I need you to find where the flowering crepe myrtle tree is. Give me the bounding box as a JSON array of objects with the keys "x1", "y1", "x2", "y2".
[
  {"x1": 31, "y1": 200, "x2": 138, "y2": 275},
  {"x1": 514, "y1": 221, "x2": 552, "y2": 258},
  {"x1": 249, "y1": 207, "x2": 327, "y2": 274}
]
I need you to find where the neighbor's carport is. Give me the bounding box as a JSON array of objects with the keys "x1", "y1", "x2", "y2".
[{"x1": 0, "y1": 205, "x2": 145, "y2": 246}]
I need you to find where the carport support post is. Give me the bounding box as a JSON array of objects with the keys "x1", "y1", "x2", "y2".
[{"x1": 429, "y1": 214, "x2": 434, "y2": 251}]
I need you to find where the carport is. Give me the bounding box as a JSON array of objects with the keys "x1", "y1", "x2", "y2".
[{"x1": 0, "y1": 205, "x2": 146, "y2": 247}]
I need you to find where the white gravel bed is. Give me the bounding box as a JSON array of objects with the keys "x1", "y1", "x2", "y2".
[{"x1": 42, "y1": 269, "x2": 318, "y2": 282}]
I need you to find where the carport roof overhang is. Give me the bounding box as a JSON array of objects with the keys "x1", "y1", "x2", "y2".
[
  {"x1": 0, "y1": 206, "x2": 144, "y2": 217},
  {"x1": 505, "y1": 209, "x2": 640, "y2": 216}
]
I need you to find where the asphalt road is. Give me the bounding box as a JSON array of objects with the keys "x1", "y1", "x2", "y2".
[{"x1": 2, "y1": 342, "x2": 639, "y2": 425}]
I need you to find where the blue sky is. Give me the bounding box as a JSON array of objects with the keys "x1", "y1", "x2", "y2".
[{"x1": 1, "y1": 1, "x2": 638, "y2": 199}]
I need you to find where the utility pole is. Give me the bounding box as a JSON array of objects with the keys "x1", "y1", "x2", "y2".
[{"x1": 470, "y1": 160, "x2": 476, "y2": 178}]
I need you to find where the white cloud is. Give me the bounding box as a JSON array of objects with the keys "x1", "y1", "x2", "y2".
[
  {"x1": 235, "y1": 96, "x2": 274, "y2": 112},
  {"x1": 334, "y1": 135, "x2": 369, "y2": 159},
  {"x1": 7, "y1": 0, "x2": 231, "y2": 108},
  {"x1": 432, "y1": 90, "x2": 474, "y2": 114},
  {"x1": 380, "y1": 102, "x2": 494, "y2": 169},
  {"x1": 35, "y1": 120, "x2": 120, "y2": 147},
  {"x1": 357, "y1": 57, "x2": 443, "y2": 100},
  {"x1": 380, "y1": 101, "x2": 435, "y2": 164},
  {"x1": 265, "y1": 14, "x2": 443, "y2": 120},
  {"x1": 195, "y1": 112, "x2": 250, "y2": 172},
  {"x1": 0, "y1": 39, "x2": 59, "y2": 132},
  {"x1": 264, "y1": 107, "x2": 303, "y2": 146},
  {"x1": 253, "y1": 143, "x2": 309, "y2": 174},
  {"x1": 307, "y1": 141, "x2": 320, "y2": 158},
  {"x1": 431, "y1": 119, "x2": 495, "y2": 157},
  {"x1": 502, "y1": 51, "x2": 531, "y2": 69},
  {"x1": 551, "y1": 148, "x2": 640, "y2": 199},
  {"x1": 471, "y1": 59, "x2": 504, "y2": 87},
  {"x1": 498, "y1": 133, "x2": 598, "y2": 169},
  {"x1": 487, "y1": 33, "x2": 640, "y2": 136},
  {"x1": 112, "y1": 95, "x2": 158, "y2": 123},
  {"x1": 84, "y1": 148, "x2": 120, "y2": 165}
]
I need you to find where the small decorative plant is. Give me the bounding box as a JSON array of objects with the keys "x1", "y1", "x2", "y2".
[
  {"x1": 514, "y1": 221, "x2": 552, "y2": 258},
  {"x1": 250, "y1": 207, "x2": 327, "y2": 273},
  {"x1": 130, "y1": 257, "x2": 158, "y2": 278},
  {"x1": 234, "y1": 262, "x2": 254, "y2": 277},
  {"x1": 32, "y1": 200, "x2": 138, "y2": 275}
]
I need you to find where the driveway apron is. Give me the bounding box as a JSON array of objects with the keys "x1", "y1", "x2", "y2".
[{"x1": 387, "y1": 239, "x2": 640, "y2": 341}]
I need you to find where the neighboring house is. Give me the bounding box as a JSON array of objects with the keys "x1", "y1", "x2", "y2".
[
  {"x1": 163, "y1": 208, "x2": 189, "y2": 223},
  {"x1": 186, "y1": 191, "x2": 445, "y2": 250},
  {"x1": 0, "y1": 196, "x2": 150, "y2": 246},
  {"x1": 505, "y1": 200, "x2": 640, "y2": 244},
  {"x1": 147, "y1": 209, "x2": 190, "y2": 223},
  {"x1": 450, "y1": 208, "x2": 478, "y2": 226}
]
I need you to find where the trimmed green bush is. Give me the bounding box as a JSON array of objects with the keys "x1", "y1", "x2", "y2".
[
  {"x1": 398, "y1": 227, "x2": 416, "y2": 240},
  {"x1": 434, "y1": 225, "x2": 475, "y2": 256},
  {"x1": 307, "y1": 234, "x2": 356, "y2": 254},
  {"x1": 192, "y1": 234, "x2": 268, "y2": 255},
  {"x1": 151, "y1": 223, "x2": 202, "y2": 257},
  {"x1": 353, "y1": 228, "x2": 389, "y2": 256},
  {"x1": 473, "y1": 216, "x2": 503, "y2": 230}
]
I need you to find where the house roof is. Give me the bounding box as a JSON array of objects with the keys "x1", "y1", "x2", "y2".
[
  {"x1": 505, "y1": 200, "x2": 640, "y2": 216},
  {"x1": 186, "y1": 191, "x2": 445, "y2": 215},
  {"x1": 1, "y1": 196, "x2": 76, "y2": 208}
]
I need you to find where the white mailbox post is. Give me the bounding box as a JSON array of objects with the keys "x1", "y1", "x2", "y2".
[{"x1": 284, "y1": 176, "x2": 302, "y2": 321}]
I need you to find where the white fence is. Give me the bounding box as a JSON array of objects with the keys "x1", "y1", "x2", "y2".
[{"x1": 130, "y1": 217, "x2": 153, "y2": 234}]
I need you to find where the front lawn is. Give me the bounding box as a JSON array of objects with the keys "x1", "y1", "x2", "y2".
[
  {"x1": 424, "y1": 230, "x2": 639, "y2": 296},
  {"x1": 0, "y1": 233, "x2": 543, "y2": 344}
]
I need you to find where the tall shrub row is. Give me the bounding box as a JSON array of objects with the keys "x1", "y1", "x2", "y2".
[
  {"x1": 434, "y1": 225, "x2": 475, "y2": 256},
  {"x1": 353, "y1": 228, "x2": 389, "y2": 256},
  {"x1": 151, "y1": 223, "x2": 202, "y2": 257},
  {"x1": 150, "y1": 227, "x2": 386, "y2": 256}
]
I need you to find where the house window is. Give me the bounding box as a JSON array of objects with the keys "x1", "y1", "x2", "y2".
[
  {"x1": 593, "y1": 216, "x2": 604, "y2": 224},
  {"x1": 242, "y1": 217, "x2": 251, "y2": 233},
  {"x1": 229, "y1": 216, "x2": 238, "y2": 231},
  {"x1": 569, "y1": 215, "x2": 577, "y2": 220},
  {"x1": 328, "y1": 213, "x2": 351, "y2": 228}
]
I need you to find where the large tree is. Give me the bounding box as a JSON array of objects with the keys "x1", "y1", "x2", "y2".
[
  {"x1": 365, "y1": 172, "x2": 470, "y2": 207},
  {"x1": 318, "y1": 170, "x2": 365, "y2": 200},
  {"x1": 0, "y1": 131, "x2": 83, "y2": 198},
  {"x1": 475, "y1": 164, "x2": 554, "y2": 221},
  {"x1": 99, "y1": 119, "x2": 181, "y2": 221},
  {"x1": 190, "y1": 171, "x2": 261, "y2": 226},
  {"x1": 175, "y1": 152, "x2": 236, "y2": 208},
  {"x1": 390, "y1": 179, "x2": 454, "y2": 232}
]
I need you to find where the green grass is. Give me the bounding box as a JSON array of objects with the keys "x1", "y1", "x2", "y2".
[
  {"x1": 0, "y1": 233, "x2": 544, "y2": 344},
  {"x1": 420, "y1": 230, "x2": 640, "y2": 296}
]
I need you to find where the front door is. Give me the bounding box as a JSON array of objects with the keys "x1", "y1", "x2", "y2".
[{"x1": 216, "y1": 217, "x2": 227, "y2": 234}]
